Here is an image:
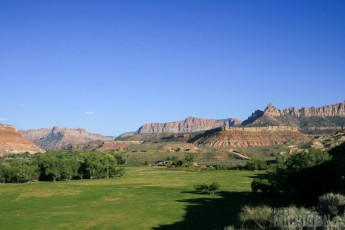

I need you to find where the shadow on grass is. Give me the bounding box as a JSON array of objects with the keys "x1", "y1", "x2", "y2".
[{"x1": 153, "y1": 191, "x2": 290, "y2": 230}]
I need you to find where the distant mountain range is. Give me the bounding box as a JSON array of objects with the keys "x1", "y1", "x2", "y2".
[
  {"x1": 121, "y1": 101, "x2": 345, "y2": 138},
  {"x1": 0, "y1": 100, "x2": 344, "y2": 154}
]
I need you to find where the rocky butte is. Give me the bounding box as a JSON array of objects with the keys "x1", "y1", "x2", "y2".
[
  {"x1": 20, "y1": 126, "x2": 114, "y2": 149},
  {"x1": 0, "y1": 124, "x2": 45, "y2": 155},
  {"x1": 137, "y1": 117, "x2": 241, "y2": 134}
]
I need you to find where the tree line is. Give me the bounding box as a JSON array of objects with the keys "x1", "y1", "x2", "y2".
[{"x1": 0, "y1": 151, "x2": 125, "y2": 183}]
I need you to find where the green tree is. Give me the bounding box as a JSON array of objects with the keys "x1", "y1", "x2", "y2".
[
  {"x1": 34, "y1": 154, "x2": 61, "y2": 181},
  {"x1": 278, "y1": 149, "x2": 332, "y2": 172},
  {"x1": 245, "y1": 158, "x2": 268, "y2": 170},
  {"x1": 184, "y1": 153, "x2": 195, "y2": 165}
]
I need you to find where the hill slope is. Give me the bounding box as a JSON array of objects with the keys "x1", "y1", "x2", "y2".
[
  {"x1": 193, "y1": 126, "x2": 310, "y2": 148},
  {"x1": 0, "y1": 124, "x2": 45, "y2": 155}
]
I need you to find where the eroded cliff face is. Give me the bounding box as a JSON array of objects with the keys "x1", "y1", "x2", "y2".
[
  {"x1": 0, "y1": 124, "x2": 45, "y2": 155},
  {"x1": 194, "y1": 126, "x2": 310, "y2": 148},
  {"x1": 284, "y1": 101, "x2": 345, "y2": 118},
  {"x1": 245, "y1": 101, "x2": 345, "y2": 119},
  {"x1": 137, "y1": 117, "x2": 241, "y2": 134},
  {"x1": 20, "y1": 128, "x2": 51, "y2": 142},
  {"x1": 242, "y1": 101, "x2": 345, "y2": 131},
  {"x1": 20, "y1": 126, "x2": 114, "y2": 149}
]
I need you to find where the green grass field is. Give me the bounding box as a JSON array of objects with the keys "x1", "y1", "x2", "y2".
[{"x1": 0, "y1": 167, "x2": 286, "y2": 230}]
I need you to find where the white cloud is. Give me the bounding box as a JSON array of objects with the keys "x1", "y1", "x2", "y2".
[
  {"x1": 85, "y1": 112, "x2": 95, "y2": 116},
  {"x1": 0, "y1": 117, "x2": 8, "y2": 121}
]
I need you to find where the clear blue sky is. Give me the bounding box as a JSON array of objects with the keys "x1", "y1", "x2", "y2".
[{"x1": 1, "y1": 0, "x2": 344, "y2": 136}]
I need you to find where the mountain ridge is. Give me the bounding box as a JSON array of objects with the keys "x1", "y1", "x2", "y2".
[{"x1": 242, "y1": 101, "x2": 345, "y2": 131}]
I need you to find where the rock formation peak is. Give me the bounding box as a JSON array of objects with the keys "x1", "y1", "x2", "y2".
[{"x1": 263, "y1": 103, "x2": 281, "y2": 117}]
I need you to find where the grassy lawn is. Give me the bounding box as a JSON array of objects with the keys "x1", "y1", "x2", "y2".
[{"x1": 0, "y1": 167, "x2": 281, "y2": 230}]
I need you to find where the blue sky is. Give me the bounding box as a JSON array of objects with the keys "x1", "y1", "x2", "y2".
[{"x1": 1, "y1": 0, "x2": 344, "y2": 136}]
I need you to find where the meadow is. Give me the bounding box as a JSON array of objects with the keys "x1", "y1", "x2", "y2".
[{"x1": 0, "y1": 167, "x2": 284, "y2": 230}]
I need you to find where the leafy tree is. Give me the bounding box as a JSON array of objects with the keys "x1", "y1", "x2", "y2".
[
  {"x1": 251, "y1": 178, "x2": 277, "y2": 194},
  {"x1": 184, "y1": 153, "x2": 195, "y2": 165},
  {"x1": 0, "y1": 151, "x2": 125, "y2": 183},
  {"x1": 80, "y1": 152, "x2": 102, "y2": 179},
  {"x1": 113, "y1": 153, "x2": 126, "y2": 165},
  {"x1": 245, "y1": 158, "x2": 268, "y2": 170},
  {"x1": 0, "y1": 160, "x2": 38, "y2": 183},
  {"x1": 277, "y1": 149, "x2": 332, "y2": 172},
  {"x1": 251, "y1": 149, "x2": 334, "y2": 201},
  {"x1": 34, "y1": 154, "x2": 61, "y2": 181}
]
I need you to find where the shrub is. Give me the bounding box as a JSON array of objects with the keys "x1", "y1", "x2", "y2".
[
  {"x1": 245, "y1": 158, "x2": 268, "y2": 170},
  {"x1": 325, "y1": 214, "x2": 345, "y2": 230},
  {"x1": 239, "y1": 205, "x2": 273, "y2": 230},
  {"x1": 318, "y1": 193, "x2": 345, "y2": 216},
  {"x1": 240, "y1": 205, "x2": 322, "y2": 230},
  {"x1": 194, "y1": 182, "x2": 220, "y2": 195},
  {"x1": 194, "y1": 183, "x2": 209, "y2": 193},
  {"x1": 208, "y1": 182, "x2": 220, "y2": 195},
  {"x1": 184, "y1": 153, "x2": 195, "y2": 165}
]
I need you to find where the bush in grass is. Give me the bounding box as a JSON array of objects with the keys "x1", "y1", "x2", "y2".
[
  {"x1": 318, "y1": 193, "x2": 345, "y2": 216},
  {"x1": 194, "y1": 182, "x2": 220, "y2": 195},
  {"x1": 194, "y1": 183, "x2": 209, "y2": 193},
  {"x1": 208, "y1": 182, "x2": 220, "y2": 195},
  {"x1": 245, "y1": 158, "x2": 268, "y2": 170}
]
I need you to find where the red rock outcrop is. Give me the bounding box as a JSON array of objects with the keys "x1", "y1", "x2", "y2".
[
  {"x1": 0, "y1": 124, "x2": 45, "y2": 155},
  {"x1": 137, "y1": 117, "x2": 241, "y2": 134}
]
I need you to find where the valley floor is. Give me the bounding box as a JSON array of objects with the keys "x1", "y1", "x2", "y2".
[{"x1": 0, "y1": 167, "x2": 286, "y2": 230}]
